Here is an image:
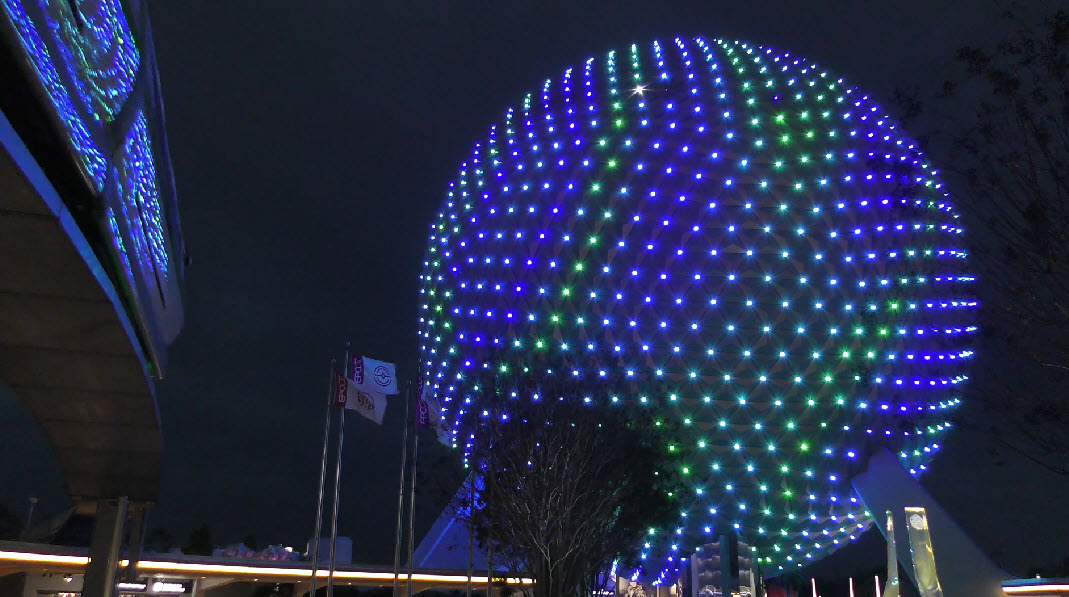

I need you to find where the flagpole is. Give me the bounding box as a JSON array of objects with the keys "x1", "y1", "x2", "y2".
[
  {"x1": 326, "y1": 345, "x2": 350, "y2": 597},
  {"x1": 466, "y1": 475, "x2": 473, "y2": 597},
  {"x1": 483, "y1": 418, "x2": 493, "y2": 597},
  {"x1": 405, "y1": 404, "x2": 420, "y2": 597},
  {"x1": 326, "y1": 407, "x2": 344, "y2": 597},
  {"x1": 391, "y1": 382, "x2": 411, "y2": 597},
  {"x1": 308, "y1": 358, "x2": 336, "y2": 597},
  {"x1": 485, "y1": 536, "x2": 493, "y2": 597}
]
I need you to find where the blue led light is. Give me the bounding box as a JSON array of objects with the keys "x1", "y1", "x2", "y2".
[
  {"x1": 39, "y1": 0, "x2": 140, "y2": 120},
  {"x1": 113, "y1": 111, "x2": 168, "y2": 280},
  {"x1": 2, "y1": 0, "x2": 107, "y2": 188}
]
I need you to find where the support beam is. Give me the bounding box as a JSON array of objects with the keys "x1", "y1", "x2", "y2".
[
  {"x1": 82, "y1": 497, "x2": 128, "y2": 597},
  {"x1": 123, "y1": 502, "x2": 149, "y2": 582},
  {"x1": 720, "y1": 532, "x2": 739, "y2": 597},
  {"x1": 851, "y1": 449, "x2": 1009, "y2": 597}
]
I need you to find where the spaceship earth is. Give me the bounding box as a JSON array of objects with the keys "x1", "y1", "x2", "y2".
[{"x1": 416, "y1": 37, "x2": 974, "y2": 579}]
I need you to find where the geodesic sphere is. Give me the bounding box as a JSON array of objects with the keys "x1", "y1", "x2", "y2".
[{"x1": 417, "y1": 37, "x2": 974, "y2": 577}]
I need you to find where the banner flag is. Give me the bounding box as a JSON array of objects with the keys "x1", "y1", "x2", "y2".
[
  {"x1": 332, "y1": 372, "x2": 387, "y2": 425},
  {"x1": 349, "y1": 355, "x2": 398, "y2": 395},
  {"x1": 416, "y1": 383, "x2": 450, "y2": 445}
]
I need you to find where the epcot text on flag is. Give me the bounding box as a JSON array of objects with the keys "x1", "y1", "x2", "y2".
[{"x1": 331, "y1": 372, "x2": 387, "y2": 425}]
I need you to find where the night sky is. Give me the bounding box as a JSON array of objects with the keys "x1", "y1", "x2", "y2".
[{"x1": 3, "y1": 0, "x2": 1069, "y2": 578}]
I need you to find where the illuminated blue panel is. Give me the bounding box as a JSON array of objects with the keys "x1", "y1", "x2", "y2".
[
  {"x1": 38, "y1": 0, "x2": 140, "y2": 121},
  {"x1": 1, "y1": 0, "x2": 107, "y2": 189},
  {"x1": 417, "y1": 38, "x2": 975, "y2": 578},
  {"x1": 113, "y1": 110, "x2": 167, "y2": 281},
  {"x1": 106, "y1": 205, "x2": 134, "y2": 283}
]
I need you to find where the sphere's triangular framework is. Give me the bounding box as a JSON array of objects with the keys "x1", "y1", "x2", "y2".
[{"x1": 417, "y1": 36, "x2": 973, "y2": 581}]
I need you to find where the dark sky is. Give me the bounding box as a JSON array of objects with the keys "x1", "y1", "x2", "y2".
[{"x1": 4, "y1": 0, "x2": 1069, "y2": 578}]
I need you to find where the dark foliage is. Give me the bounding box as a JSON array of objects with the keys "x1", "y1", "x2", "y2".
[
  {"x1": 184, "y1": 522, "x2": 213, "y2": 556},
  {"x1": 950, "y1": 7, "x2": 1069, "y2": 477},
  {"x1": 897, "y1": 4, "x2": 1069, "y2": 478},
  {"x1": 144, "y1": 526, "x2": 175, "y2": 553},
  {"x1": 1030, "y1": 555, "x2": 1069, "y2": 579},
  {"x1": 0, "y1": 503, "x2": 18, "y2": 540}
]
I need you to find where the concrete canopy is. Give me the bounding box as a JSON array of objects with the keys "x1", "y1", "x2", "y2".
[{"x1": 0, "y1": 109, "x2": 161, "y2": 503}]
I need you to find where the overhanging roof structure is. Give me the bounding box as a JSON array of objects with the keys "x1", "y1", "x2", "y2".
[
  {"x1": 0, "y1": 1, "x2": 185, "y2": 503},
  {"x1": 0, "y1": 109, "x2": 162, "y2": 501}
]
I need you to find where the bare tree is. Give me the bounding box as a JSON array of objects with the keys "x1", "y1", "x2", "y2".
[
  {"x1": 458, "y1": 360, "x2": 685, "y2": 597},
  {"x1": 899, "y1": 5, "x2": 1069, "y2": 476}
]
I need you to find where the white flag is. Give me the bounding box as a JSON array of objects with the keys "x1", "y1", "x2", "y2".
[
  {"x1": 332, "y1": 372, "x2": 387, "y2": 425},
  {"x1": 350, "y1": 355, "x2": 398, "y2": 395}
]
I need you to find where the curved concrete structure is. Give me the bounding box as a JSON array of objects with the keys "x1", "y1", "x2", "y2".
[{"x1": 0, "y1": 0, "x2": 184, "y2": 505}]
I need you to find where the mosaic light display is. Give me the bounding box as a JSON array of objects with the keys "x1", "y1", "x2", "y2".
[
  {"x1": 2, "y1": 0, "x2": 109, "y2": 189},
  {"x1": 106, "y1": 205, "x2": 134, "y2": 283},
  {"x1": 417, "y1": 37, "x2": 974, "y2": 579},
  {"x1": 41, "y1": 0, "x2": 141, "y2": 122},
  {"x1": 113, "y1": 110, "x2": 169, "y2": 282},
  {"x1": 3, "y1": 1, "x2": 168, "y2": 281}
]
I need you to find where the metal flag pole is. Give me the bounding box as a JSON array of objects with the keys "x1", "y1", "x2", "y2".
[
  {"x1": 327, "y1": 345, "x2": 351, "y2": 597},
  {"x1": 326, "y1": 407, "x2": 345, "y2": 597},
  {"x1": 308, "y1": 358, "x2": 336, "y2": 597},
  {"x1": 482, "y1": 415, "x2": 493, "y2": 597},
  {"x1": 485, "y1": 536, "x2": 493, "y2": 597},
  {"x1": 405, "y1": 392, "x2": 420, "y2": 597},
  {"x1": 391, "y1": 381, "x2": 412, "y2": 597},
  {"x1": 466, "y1": 475, "x2": 473, "y2": 597}
]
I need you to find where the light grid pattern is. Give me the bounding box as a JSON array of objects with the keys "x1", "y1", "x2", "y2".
[{"x1": 418, "y1": 37, "x2": 974, "y2": 577}]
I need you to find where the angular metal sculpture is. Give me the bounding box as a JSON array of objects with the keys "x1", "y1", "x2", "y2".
[
  {"x1": 884, "y1": 511, "x2": 900, "y2": 597},
  {"x1": 904, "y1": 508, "x2": 944, "y2": 597},
  {"x1": 853, "y1": 449, "x2": 1009, "y2": 597}
]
